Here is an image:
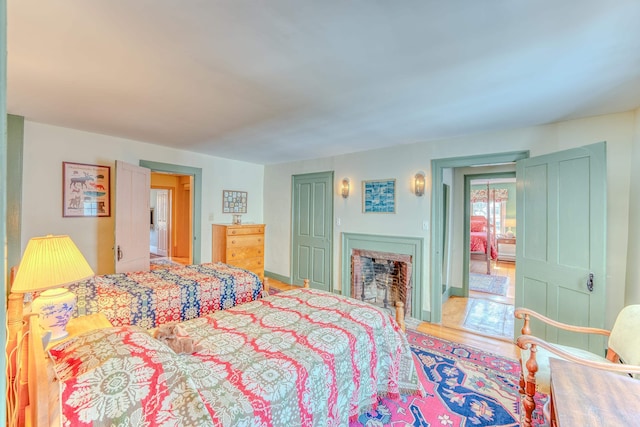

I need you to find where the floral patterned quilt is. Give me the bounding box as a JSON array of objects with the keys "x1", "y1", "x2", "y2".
[
  {"x1": 68, "y1": 262, "x2": 263, "y2": 329},
  {"x1": 470, "y1": 231, "x2": 498, "y2": 259},
  {"x1": 50, "y1": 288, "x2": 423, "y2": 426}
]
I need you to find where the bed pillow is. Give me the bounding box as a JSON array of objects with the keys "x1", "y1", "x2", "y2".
[{"x1": 470, "y1": 220, "x2": 485, "y2": 232}]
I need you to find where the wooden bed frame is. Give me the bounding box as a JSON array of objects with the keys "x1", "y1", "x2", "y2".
[{"x1": 10, "y1": 278, "x2": 406, "y2": 426}]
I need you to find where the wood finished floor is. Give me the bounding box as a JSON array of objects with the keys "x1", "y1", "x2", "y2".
[
  {"x1": 441, "y1": 259, "x2": 516, "y2": 343},
  {"x1": 266, "y1": 276, "x2": 519, "y2": 360}
]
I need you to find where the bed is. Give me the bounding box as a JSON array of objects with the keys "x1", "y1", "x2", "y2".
[
  {"x1": 470, "y1": 216, "x2": 497, "y2": 274},
  {"x1": 68, "y1": 262, "x2": 265, "y2": 329},
  {"x1": 24, "y1": 287, "x2": 421, "y2": 426}
]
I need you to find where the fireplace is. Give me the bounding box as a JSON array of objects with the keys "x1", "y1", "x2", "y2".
[
  {"x1": 341, "y1": 233, "x2": 424, "y2": 320},
  {"x1": 351, "y1": 249, "x2": 412, "y2": 317}
]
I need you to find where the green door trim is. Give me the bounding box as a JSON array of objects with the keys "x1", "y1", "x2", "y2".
[
  {"x1": 139, "y1": 160, "x2": 202, "y2": 264},
  {"x1": 462, "y1": 171, "x2": 516, "y2": 296},
  {"x1": 430, "y1": 151, "x2": 529, "y2": 323},
  {"x1": 291, "y1": 171, "x2": 334, "y2": 289}
]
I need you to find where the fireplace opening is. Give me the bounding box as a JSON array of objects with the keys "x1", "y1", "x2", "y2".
[{"x1": 351, "y1": 249, "x2": 412, "y2": 319}]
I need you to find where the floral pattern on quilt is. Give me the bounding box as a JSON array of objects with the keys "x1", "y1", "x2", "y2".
[
  {"x1": 50, "y1": 289, "x2": 422, "y2": 427},
  {"x1": 68, "y1": 262, "x2": 263, "y2": 329}
]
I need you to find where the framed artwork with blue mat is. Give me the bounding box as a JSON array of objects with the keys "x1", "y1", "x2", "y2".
[{"x1": 362, "y1": 179, "x2": 396, "y2": 213}]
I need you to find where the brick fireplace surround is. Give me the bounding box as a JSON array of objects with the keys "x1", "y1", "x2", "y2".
[
  {"x1": 351, "y1": 249, "x2": 413, "y2": 316},
  {"x1": 341, "y1": 233, "x2": 424, "y2": 320}
]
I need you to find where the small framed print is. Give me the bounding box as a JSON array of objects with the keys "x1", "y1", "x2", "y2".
[
  {"x1": 362, "y1": 179, "x2": 396, "y2": 213},
  {"x1": 63, "y1": 162, "x2": 111, "y2": 217},
  {"x1": 222, "y1": 190, "x2": 248, "y2": 213}
]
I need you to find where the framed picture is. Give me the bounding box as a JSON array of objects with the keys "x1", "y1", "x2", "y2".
[
  {"x1": 362, "y1": 179, "x2": 396, "y2": 213},
  {"x1": 63, "y1": 162, "x2": 111, "y2": 217},
  {"x1": 222, "y1": 190, "x2": 248, "y2": 213}
]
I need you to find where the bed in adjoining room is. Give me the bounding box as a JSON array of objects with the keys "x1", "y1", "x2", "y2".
[{"x1": 22, "y1": 287, "x2": 422, "y2": 426}]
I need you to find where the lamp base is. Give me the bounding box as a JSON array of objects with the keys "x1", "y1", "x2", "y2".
[{"x1": 32, "y1": 288, "x2": 76, "y2": 341}]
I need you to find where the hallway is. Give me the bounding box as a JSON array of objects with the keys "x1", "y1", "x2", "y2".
[{"x1": 442, "y1": 259, "x2": 516, "y2": 341}]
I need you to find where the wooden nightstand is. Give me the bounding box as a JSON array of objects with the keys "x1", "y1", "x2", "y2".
[
  {"x1": 46, "y1": 313, "x2": 112, "y2": 350},
  {"x1": 496, "y1": 237, "x2": 516, "y2": 261}
]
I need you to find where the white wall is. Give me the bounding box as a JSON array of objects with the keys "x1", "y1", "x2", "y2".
[
  {"x1": 625, "y1": 108, "x2": 640, "y2": 304},
  {"x1": 265, "y1": 111, "x2": 636, "y2": 327},
  {"x1": 21, "y1": 121, "x2": 264, "y2": 275}
]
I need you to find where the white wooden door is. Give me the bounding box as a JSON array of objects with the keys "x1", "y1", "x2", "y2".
[
  {"x1": 115, "y1": 161, "x2": 151, "y2": 273},
  {"x1": 156, "y1": 190, "x2": 170, "y2": 257},
  {"x1": 516, "y1": 142, "x2": 606, "y2": 353}
]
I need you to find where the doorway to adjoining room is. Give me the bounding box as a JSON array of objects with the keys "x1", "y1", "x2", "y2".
[
  {"x1": 441, "y1": 169, "x2": 517, "y2": 341},
  {"x1": 149, "y1": 172, "x2": 193, "y2": 269}
]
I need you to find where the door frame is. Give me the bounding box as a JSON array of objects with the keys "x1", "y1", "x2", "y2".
[
  {"x1": 462, "y1": 172, "x2": 516, "y2": 295},
  {"x1": 290, "y1": 171, "x2": 334, "y2": 288},
  {"x1": 430, "y1": 151, "x2": 529, "y2": 322},
  {"x1": 139, "y1": 160, "x2": 202, "y2": 264}
]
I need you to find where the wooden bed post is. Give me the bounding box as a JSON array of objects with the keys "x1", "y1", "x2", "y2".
[
  {"x1": 303, "y1": 279, "x2": 310, "y2": 288},
  {"x1": 263, "y1": 277, "x2": 270, "y2": 295},
  {"x1": 395, "y1": 301, "x2": 405, "y2": 332}
]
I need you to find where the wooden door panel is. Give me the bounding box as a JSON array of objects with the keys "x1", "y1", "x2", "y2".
[
  {"x1": 557, "y1": 157, "x2": 590, "y2": 268},
  {"x1": 516, "y1": 142, "x2": 606, "y2": 353},
  {"x1": 296, "y1": 245, "x2": 311, "y2": 281},
  {"x1": 313, "y1": 182, "x2": 327, "y2": 239},
  {"x1": 115, "y1": 161, "x2": 150, "y2": 273},
  {"x1": 522, "y1": 163, "x2": 548, "y2": 262},
  {"x1": 292, "y1": 172, "x2": 333, "y2": 291},
  {"x1": 312, "y1": 247, "x2": 326, "y2": 283}
]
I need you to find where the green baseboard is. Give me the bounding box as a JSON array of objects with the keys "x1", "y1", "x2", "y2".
[
  {"x1": 264, "y1": 270, "x2": 291, "y2": 284},
  {"x1": 449, "y1": 287, "x2": 464, "y2": 297}
]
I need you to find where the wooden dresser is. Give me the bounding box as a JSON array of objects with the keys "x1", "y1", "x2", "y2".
[{"x1": 211, "y1": 224, "x2": 265, "y2": 281}]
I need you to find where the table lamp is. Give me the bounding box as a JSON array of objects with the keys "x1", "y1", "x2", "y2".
[
  {"x1": 505, "y1": 218, "x2": 516, "y2": 237},
  {"x1": 11, "y1": 235, "x2": 94, "y2": 341}
]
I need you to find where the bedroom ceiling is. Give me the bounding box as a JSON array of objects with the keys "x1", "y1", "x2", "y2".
[{"x1": 7, "y1": 1, "x2": 640, "y2": 165}]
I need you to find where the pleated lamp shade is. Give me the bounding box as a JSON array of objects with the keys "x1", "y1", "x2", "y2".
[
  {"x1": 12, "y1": 235, "x2": 94, "y2": 293},
  {"x1": 12, "y1": 235, "x2": 94, "y2": 340}
]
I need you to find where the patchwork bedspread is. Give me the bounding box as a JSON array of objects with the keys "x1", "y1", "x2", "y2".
[
  {"x1": 51, "y1": 288, "x2": 422, "y2": 426},
  {"x1": 68, "y1": 262, "x2": 263, "y2": 329}
]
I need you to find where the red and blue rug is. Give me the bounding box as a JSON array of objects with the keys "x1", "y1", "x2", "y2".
[{"x1": 350, "y1": 329, "x2": 547, "y2": 427}]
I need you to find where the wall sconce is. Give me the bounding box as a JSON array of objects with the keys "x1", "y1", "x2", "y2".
[
  {"x1": 414, "y1": 172, "x2": 425, "y2": 197},
  {"x1": 341, "y1": 178, "x2": 350, "y2": 198}
]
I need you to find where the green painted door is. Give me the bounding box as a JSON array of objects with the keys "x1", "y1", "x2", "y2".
[
  {"x1": 292, "y1": 172, "x2": 333, "y2": 291},
  {"x1": 515, "y1": 142, "x2": 606, "y2": 353}
]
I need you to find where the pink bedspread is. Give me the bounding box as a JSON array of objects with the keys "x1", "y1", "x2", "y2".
[
  {"x1": 470, "y1": 232, "x2": 498, "y2": 259},
  {"x1": 51, "y1": 289, "x2": 422, "y2": 426}
]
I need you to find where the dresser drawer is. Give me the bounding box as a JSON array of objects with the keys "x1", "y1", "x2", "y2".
[
  {"x1": 227, "y1": 234, "x2": 263, "y2": 248},
  {"x1": 233, "y1": 257, "x2": 264, "y2": 272},
  {"x1": 226, "y1": 225, "x2": 265, "y2": 236},
  {"x1": 227, "y1": 245, "x2": 263, "y2": 260}
]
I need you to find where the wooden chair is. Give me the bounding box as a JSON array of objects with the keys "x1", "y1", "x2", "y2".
[{"x1": 515, "y1": 305, "x2": 640, "y2": 427}]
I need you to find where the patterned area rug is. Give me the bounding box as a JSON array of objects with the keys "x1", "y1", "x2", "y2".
[
  {"x1": 351, "y1": 329, "x2": 547, "y2": 427},
  {"x1": 469, "y1": 273, "x2": 508, "y2": 296},
  {"x1": 463, "y1": 299, "x2": 515, "y2": 339}
]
